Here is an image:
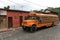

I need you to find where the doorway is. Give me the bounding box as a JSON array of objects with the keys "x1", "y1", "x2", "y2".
[
  {"x1": 8, "y1": 17, "x2": 13, "y2": 28},
  {"x1": 20, "y1": 16, "x2": 23, "y2": 26},
  {"x1": 0, "y1": 16, "x2": 6, "y2": 29}
]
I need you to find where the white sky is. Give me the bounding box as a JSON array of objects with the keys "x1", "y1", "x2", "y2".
[{"x1": 0, "y1": 0, "x2": 60, "y2": 11}]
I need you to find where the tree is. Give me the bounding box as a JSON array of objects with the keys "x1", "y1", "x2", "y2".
[
  {"x1": 45, "y1": 7, "x2": 60, "y2": 20},
  {"x1": 4, "y1": 6, "x2": 10, "y2": 10}
]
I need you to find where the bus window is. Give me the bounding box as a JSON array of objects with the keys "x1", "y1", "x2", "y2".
[
  {"x1": 25, "y1": 16, "x2": 40, "y2": 20},
  {"x1": 42, "y1": 17, "x2": 49, "y2": 20}
]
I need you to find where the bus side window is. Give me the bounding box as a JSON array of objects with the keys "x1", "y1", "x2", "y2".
[
  {"x1": 37, "y1": 17, "x2": 40, "y2": 20},
  {"x1": 37, "y1": 17, "x2": 41, "y2": 22}
]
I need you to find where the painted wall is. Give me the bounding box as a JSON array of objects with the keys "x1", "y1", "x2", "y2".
[
  {"x1": 7, "y1": 11, "x2": 29, "y2": 28},
  {"x1": 0, "y1": 10, "x2": 7, "y2": 15}
]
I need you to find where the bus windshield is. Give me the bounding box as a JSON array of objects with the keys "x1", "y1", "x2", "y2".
[{"x1": 25, "y1": 16, "x2": 39, "y2": 20}]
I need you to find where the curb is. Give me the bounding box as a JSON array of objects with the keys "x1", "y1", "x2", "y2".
[
  {"x1": 0, "y1": 27, "x2": 21, "y2": 32},
  {"x1": 0, "y1": 29, "x2": 12, "y2": 32}
]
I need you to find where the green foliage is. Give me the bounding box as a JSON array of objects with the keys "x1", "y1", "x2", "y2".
[
  {"x1": 4, "y1": 6, "x2": 10, "y2": 10},
  {"x1": 45, "y1": 7, "x2": 60, "y2": 20}
]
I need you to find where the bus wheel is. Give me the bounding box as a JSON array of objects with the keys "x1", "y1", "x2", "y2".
[{"x1": 30, "y1": 25, "x2": 37, "y2": 32}]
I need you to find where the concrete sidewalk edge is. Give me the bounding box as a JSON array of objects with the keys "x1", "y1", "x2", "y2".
[{"x1": 0, "y1": 27, "x2": 21, "y2": 32}]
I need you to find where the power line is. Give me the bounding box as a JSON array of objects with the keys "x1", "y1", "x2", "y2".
[
  {"x1": 0, "y1": 0, "x2": 48, "y2": 10},
  {"x1": 8, "y1": 0, "x2": 48, "y2": 10},
  {"x1": 8, "y1": 0, "x2": 48, "y2": 7},
  {"x1": 7, "y1": 0, "x2": 48, "y2": 10},
  {"x1": 8, "y1": 0, "x2": 34, "y2": 10},
  {"x1": 8, "y1": 0, "x2": 27, "y2": 10},
  {"x1": 23, "y1": 0, "x2": 48, "y2": 7},
  {"x1": 8, "y1": 0, "x2": 21, "y2": 5},
  {"x1": 0, "y1": 0, "x2": 48, "y2": 8}
]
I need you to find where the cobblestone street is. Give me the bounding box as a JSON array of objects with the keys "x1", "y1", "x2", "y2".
[{"x1": 0, "y1": 23, "x2": 60, "y2": 40}]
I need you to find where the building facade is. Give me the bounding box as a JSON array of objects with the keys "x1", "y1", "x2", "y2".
[{"x1": 0, "y1": 9, "x2": 29, "y2": 29}]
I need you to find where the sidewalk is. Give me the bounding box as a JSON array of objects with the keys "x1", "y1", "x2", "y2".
[{"x1": 0, "y1": 27, "x2": 21, "y2": 32}]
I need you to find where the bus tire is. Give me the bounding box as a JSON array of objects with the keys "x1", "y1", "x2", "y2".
[{"x1": 30, "y1": 25, "x2": 37, "y2": 32}]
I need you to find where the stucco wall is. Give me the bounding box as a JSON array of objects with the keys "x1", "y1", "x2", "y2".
[{"x1": 7, "y1": 11, "x2": 29, "y2": 28}]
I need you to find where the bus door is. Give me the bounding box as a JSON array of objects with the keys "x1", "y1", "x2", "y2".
[
  {"x1": 38, "y1": 17, "x2": 43, "y2": 27},
  {"x1": 40, "y1": 16, "x2": 47, "y2": 26}
]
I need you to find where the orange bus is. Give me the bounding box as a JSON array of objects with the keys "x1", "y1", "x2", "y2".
[{"x1": 22, "y1": 12, "x2": 59, "y2": 32}]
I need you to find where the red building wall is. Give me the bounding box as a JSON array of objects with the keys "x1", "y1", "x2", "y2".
[{"x1": 7, "y1": 11, "x2": 29, "y2": 28}]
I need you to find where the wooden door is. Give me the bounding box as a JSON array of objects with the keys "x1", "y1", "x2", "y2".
[
  {"x1": 20, "y1": 16, "x2": 23, "y2": 26},
  {"x1": 8, "y1": 17, "x2": 13, "y2": 28}
]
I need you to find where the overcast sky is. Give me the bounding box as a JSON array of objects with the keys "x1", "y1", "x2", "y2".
[{"x1": 0, "y1": 0, "x2": 60, "y2": 11}]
